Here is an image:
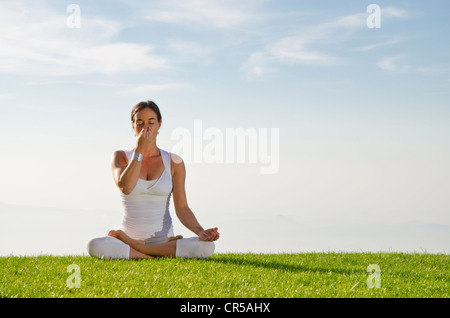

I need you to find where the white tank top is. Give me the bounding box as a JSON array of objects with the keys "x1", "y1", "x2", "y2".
[{"x1": 120, "y1": 148, "x2": 174, "y2": 242}]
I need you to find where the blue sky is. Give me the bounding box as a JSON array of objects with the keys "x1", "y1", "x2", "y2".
[{"x1": 0, "y1": 1, "x2": 449, "y2": 255}]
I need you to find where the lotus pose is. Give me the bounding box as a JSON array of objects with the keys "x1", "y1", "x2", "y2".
[{"x1": 87, "y1": 101, "x2": 219, "y2": 259}]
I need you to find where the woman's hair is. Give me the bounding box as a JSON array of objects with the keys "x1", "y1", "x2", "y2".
[{"x1": 131, "y1": 100, "x2": 162, "y2": 123}]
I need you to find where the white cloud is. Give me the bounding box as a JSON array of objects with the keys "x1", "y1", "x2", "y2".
[
  {"x1": 376, "y1": 55, "x2": 410, "y2": 72},
  {"x1": 242, "y1": 39, "x2": 341, "y2": 80},
  {"x1": 117, "y1": 83, "x2": 190, "y2": 96},
  {"x1": 165, "y1": 40, "x2": 217, "y2": 64},
  {"x1": 242, "y1": 6, "x2": 413, "y2": 79},
  {"x1": 267, "y1": 36, "x2": 341, "y2": 64},
  {"x1": 376, "y1": 55, "x2": 450, "y2": 75},
  {"x1": 242, "y1": 11, "x2": 365, "y2": 79},
  {"x1": 143, "y1": 0, "x2": 263, "y2": 29},
  {"x1": 382, "y1": 6, "x2": 413, "y2": 19},
  {"x1": 242, "y1": 52, "x2": 273, "y2": 79},
  {"x1": 0, "y1": 2, "x2": 170, "y2": 76},
  {"x1": 354, "y1": 38, "x2": 403, "y2": 52}
]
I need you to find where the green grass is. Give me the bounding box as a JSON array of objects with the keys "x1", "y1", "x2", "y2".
[{"x1": 0, "y1": 253, "x2": 448, "y2": 298}]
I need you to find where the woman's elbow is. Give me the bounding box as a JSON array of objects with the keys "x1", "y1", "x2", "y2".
[
  {"x1": 118, "y1": 183, "x2": 133, "y2": 195},
  {"x1": 121, "y1": 188, "x2": 132, "y2": 195}
]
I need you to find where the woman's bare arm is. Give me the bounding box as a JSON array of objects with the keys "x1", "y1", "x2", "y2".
[
  {"x1": 111, "y1": 150, "x2": 141, "y2": 195},
  {"x1": 172, "y1": 153, "x2": 220, "y2": 241},
  {"x1": 111, "y1": 126, "x2": 153, "y2": 195}
]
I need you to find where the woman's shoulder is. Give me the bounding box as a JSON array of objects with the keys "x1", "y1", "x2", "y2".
[
  {"x1": 168, "y1": 151, "x2": 184, "y2": 165},
  {"x1": 111, "y1": 149, "x2": 133, "y2": 163},
  {"x1": 158, "y1": 148, "x2": 182, "y2": 164},
  {"x1": 167, "y1": 151, "x2": 185, "y2": 177}
]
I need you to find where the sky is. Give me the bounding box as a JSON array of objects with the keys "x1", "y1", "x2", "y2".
[{"x1": 0, "y1": 0, "x2": 449, "y2": 256}]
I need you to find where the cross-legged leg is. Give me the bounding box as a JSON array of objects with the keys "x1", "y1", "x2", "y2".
[
  {"x1": 129, "y1": 246, "x2": 152, "y2": 259},
  {"x1": 108, "y1": 230, "x2": 181, "y2": 258}
]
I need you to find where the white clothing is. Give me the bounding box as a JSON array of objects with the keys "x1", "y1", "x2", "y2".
[
  {"x1": 176, "y1": 237, "x2": 215, "y2": 259},
  {"x1": 86, "y1": 148, "x2": 215, "y2": 259},
  {"x1": 86, "y1": 236, "x2": 215, "y2": 260},
  {"x1": 87, "y1": 236, "x2": 130, "y2": 260},
  {"x1": 120, "y1": 148, "x2": 174, "y2": 241}
]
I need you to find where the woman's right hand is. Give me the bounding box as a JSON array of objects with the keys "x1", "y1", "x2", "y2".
[
  {"x1": 136, "y1": 126, "x2": 153, "y2": 153},
  {"x1": 198, "y1": 227, "x2": 220, "y2": 241}
]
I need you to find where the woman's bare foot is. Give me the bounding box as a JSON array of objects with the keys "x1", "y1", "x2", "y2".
[
  {"x1": 167, "y1": 235, "x2": 183, "y2": 242},
  {"x1": 107, "y1": 230, "x2": 151, "y2": 259},
  {"x1": 107, "y1": 230, "x2": 179, "y2": 257},
  {"x1": 108, "y1": 230, "x2": 144, "y2": 247}
]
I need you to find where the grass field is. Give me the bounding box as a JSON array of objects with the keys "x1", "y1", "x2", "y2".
[{"x1": 0, "y1": 252, "x2": 448, "y2": 298}]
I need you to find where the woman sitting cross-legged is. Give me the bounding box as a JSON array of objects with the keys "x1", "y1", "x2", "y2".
[{"x1": 86, "y1": 100, "x2": 219, "y2": 260}]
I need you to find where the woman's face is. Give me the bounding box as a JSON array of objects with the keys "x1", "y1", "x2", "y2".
[{"x1": 132, "y1": 108, "x2": 161, "y2": 137}]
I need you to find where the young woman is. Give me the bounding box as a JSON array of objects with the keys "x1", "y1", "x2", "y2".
[{"x1": 87, "y1": 101, "x2": 219, "y2": 259}]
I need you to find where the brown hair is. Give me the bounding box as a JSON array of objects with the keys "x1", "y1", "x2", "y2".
[{"x1": 131, "y1": 100, "x2": 162, "y2": 123}]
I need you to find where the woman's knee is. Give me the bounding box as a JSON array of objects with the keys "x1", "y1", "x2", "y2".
[
  {"x1": 86, "y1": 236, "x2": 130, "y2": 260},
  {"x1": 175, "y1": 237, "x2": 215, "y2": 259}
]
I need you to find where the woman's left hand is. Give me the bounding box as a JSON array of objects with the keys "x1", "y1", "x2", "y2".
[{"x1": 198, "y1": 227, "x2": 220, "y2": 241}]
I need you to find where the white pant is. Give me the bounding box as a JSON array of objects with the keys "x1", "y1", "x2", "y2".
[
  {"x1": 86, "y1": 236, "x2": 130, "y2": 259},
  {"x1": 86, "y1": 236, "x2": 215, "y2": 260}
]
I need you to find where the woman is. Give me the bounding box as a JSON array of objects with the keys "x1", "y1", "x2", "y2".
[{"x1": 87, "y1": 101, "x2": 219, "y2": 259}]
